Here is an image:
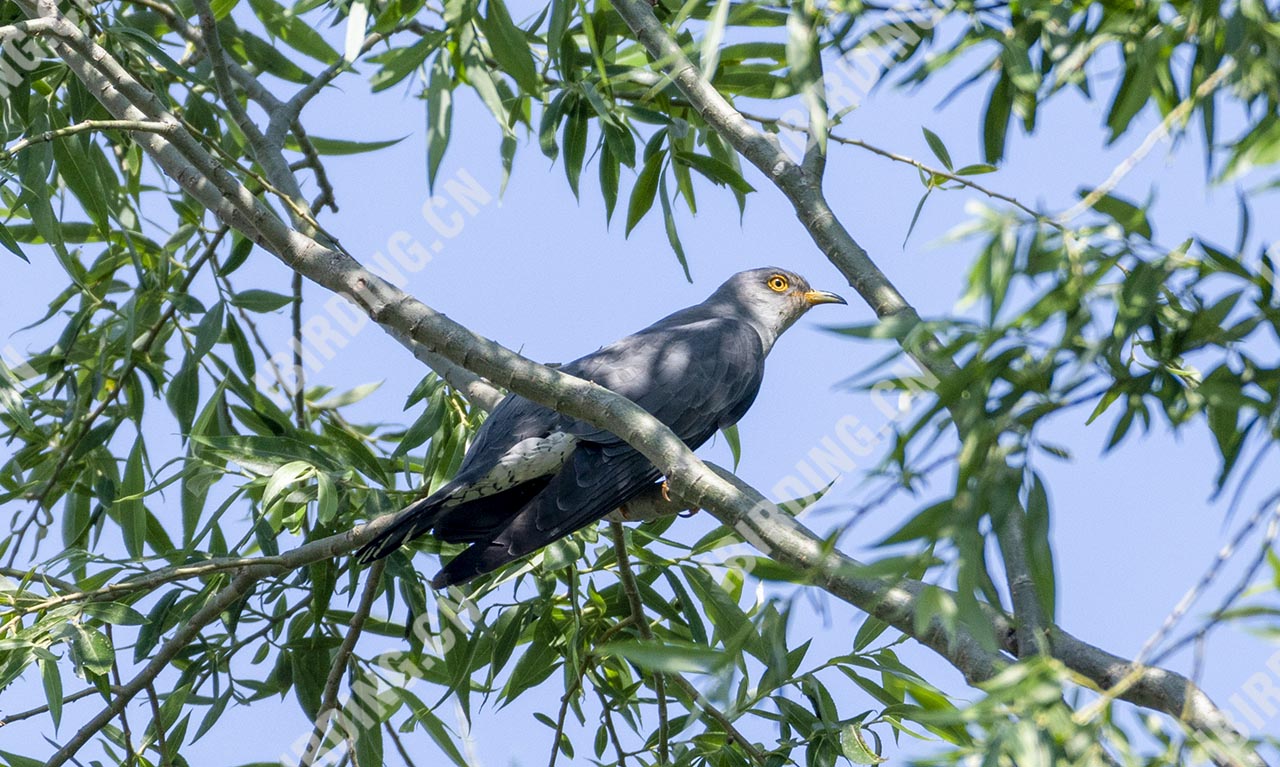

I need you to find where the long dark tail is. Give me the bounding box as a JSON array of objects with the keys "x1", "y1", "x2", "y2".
[{"x1": 354, "y1": 495, "x2": 445, "y2": 564}]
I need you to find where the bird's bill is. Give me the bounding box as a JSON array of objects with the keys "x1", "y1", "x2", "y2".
[{"x1": 803, "y1": 289, "x2": 848, "y2": 306}]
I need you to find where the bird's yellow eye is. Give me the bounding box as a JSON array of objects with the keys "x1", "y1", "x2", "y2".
[{"x1": 767, "y1": 275, "x2": 789, "y2": 292}]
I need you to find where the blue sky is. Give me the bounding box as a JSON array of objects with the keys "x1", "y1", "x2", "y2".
[{"x1": 2, "y1": 7, "x2": 1278, "y2": 765}]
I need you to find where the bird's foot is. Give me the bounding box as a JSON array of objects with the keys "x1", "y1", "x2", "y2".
[{"x1": 661, "y1": 480, "x2": 673, "y2": 503}]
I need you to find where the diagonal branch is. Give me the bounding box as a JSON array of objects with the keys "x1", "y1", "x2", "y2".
[{"x1": 301, "y1": 558, "x2": 386, "y2": 767}]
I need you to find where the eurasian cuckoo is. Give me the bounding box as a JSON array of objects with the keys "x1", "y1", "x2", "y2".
[{"x1": 356, "y1": 267, "x2": 846, "y2": 587}]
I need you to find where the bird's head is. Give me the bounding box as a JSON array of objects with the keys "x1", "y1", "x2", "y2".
[{"x1": 709, "y1": 267, "x2": 847, "y2": 347}]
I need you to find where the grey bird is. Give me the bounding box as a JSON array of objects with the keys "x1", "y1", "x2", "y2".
[{"x1": 355, "y1": 267, "x2": 846, "y2": 587}]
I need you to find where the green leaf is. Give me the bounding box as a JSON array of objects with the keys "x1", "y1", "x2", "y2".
[
  {"x1": 903, "y1": 189, "x2": 931, "y2": 247},
  {"x1": 427, "y1": 54, "x2": 453, "y2": 190},
  {"x1": 478, "y1": 0, "x2": 541, "y2": 95},
  {"x1": 247, "y1": 0, "x2": 340, "y2": 64},
  {"x1": 777, "y1": 480, "x2": 835, "y2": 515},
  {"x1": 982, "y1": 74, "x2": 1012, "y2": 164},
  {"x1": 166, "y1": 359, "x2": 200, "y2": 436},
  {"x1": 672, "y1": 151, "x2": 755, "y2": 195},
  {"x1": 315, "y1": 381, "x2": 383, "y2": 409},
  {"x1": 40, "y1": 656, "x2": 63, "y2": 730},
  {"x1": 626, "y1": 149, "x2": 664, "y2": 236},
  {"x1": 1106, "y1": 47, "x2": 1158, "y2": 142},
  {"x1": 135, "y1": 589, "x2": 182, "y2": 663},
  {"x1": 221, "y1": 234, "x2": 254, "y2": 276},
  {"x1": 599, "y1": 639, "x2": 727, "y2": 674},
  {"x1": 562, "y1": 104, "x2": 587, "y2": 198},
  {"x1": 352, "y1": 670, "x2": 385, "y2": 766},
  {"x1": 721, "y1": 423, "x2": 741, "y2": 471},
  {"x1": 193, "y1": 301, "x2": 226, "y2": 361},
  {"x1": 1077, "y1": 189, "x2": 1152, "y2": 239},
  {"x1": 231, "y1": 289, "x2": 295, "y2": 313},
  {"x1": 298, "y1": 136, "x2": 408, "y2": 156},
  {"x1": 370, "y1": 35, "x2": 439, "y2": 92},
  {"x1": 658, "y1": 172, "x2": 691, "y2": 281},
  {"x1": 239, "y1": 31, "x2": 313, "y2": 83},
  {"x1": 0, "y1": 221, "x2": 29, "y2": 261},
  {"x1": 81, "y1": 602, "x2": 149, "y2": 625},
  {"x1": 264, "y1": 460, "x2": 315, "y2": 511},
  {"x1": 921, "y1": 127, "x2": 953, "y2": 171},
  {"x1": 1025, "y1": 473, "x2": 1056, "y2": 621},
  {"x1": 69, "y1": 625, "x2": 115, "y2": 677},
  {"x1": 0, "y1": 750, "x2": 45, "y2": 767},
  {"x1": 52, "y1": 134, "x2": 112, "y2": 237},
  {"x1": 316, "y1": 471, "x2": 338, "y2": 525},
  {"x1": 840, "y1": 721, "x2": 887, "y2": 764},
  {"x1": 393, "y1": 396, "x2": 445, "y2": 457},
  {"x1": 600, "y1": 141, "x2": 620, "y2": 224},
  {"x1": 119, "y1": 440, "x2": 147, "y2": 558},
  {"x1": 395, "y1": 690, "x2": 470, "y2": 767}
]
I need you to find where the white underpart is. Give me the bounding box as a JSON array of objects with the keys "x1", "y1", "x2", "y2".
[{"x1": 445, "y1": 432, "x2": 578, "y2": 506}]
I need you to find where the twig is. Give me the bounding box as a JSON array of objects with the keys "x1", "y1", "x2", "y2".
[
  {"x1": 384, "y1": 721, "x2": 419, "y2": 767},
  {"x1": 193, "y1": 0, "x2": 267, "y2": 152},
  {"x1": 212, "y1": 261, "x2": 293, "y2": 394},
  {"x1": 1059, "y1": 60, "x2": 1236, "y2": 225},
  {"x1": 145, "y1": 683, "x2": 171, "y2": 766},
  {"x1": 608, "y1": 521, "x2": 669, "y2": 764},
  {"x1": 292, "y1": 119, "x2": 338, "y2": 212},
  {"x1": 993, "y1": 472, "x2": 1047, "y2": 657},
  {"x1": 106, "y1": 626, "x2": 139, "y2": 766},
  {"x1": 0, "y1": 686, "x2": 109, "y2": 726},
  {"x1": 44, "y1": 570, "x2": 264, "y2": 767},
  {"x1": 292, "y1": 271, "x2": 306, "y2": 428},
  {"x1": 737, "y1": 110, "x2": 1057, "y2": 227},
  {"x1": 1152, "y1": 495, "x2": 1280, "y2": 664},
  {"x1": 266, "y1": 31, "x2": 389, "y2": 146},
  {"x1": 610, "y1": 523, "x2": 766, "y2": 766},
  {"x1": 0, "y1": 119, "x2": 173, "y2": 159},
  {"x1": 1079, "y1": 495, "x2": 1280, "y2": 722},
  {"x1": 595, "y1": 687, "x2": 629, "y2": 767},
  {"x1": 301, "y1": 559, "x2": 386, "y2": 767}
]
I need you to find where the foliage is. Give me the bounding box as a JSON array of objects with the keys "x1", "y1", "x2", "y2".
[{"x1": 0, "y1": 0, "x2": 1278, "y2": 765}]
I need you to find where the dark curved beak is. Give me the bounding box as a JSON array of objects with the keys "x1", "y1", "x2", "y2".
[{"x1": 803, "y1": 289, "x2": 847, "y2": 306}]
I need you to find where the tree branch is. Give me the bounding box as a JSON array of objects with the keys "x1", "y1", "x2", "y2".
[
  {"x1": 301, "y1": 558, "x2": 385, "y2": 767},
  {"x1": 608, "y1": 521, "x2": 670, "y2": 765}
]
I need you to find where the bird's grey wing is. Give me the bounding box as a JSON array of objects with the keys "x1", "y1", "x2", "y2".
[
  {"x1": 431, "y1": 442, "x2": 659, "y2": 587},
  {"x1": 564, "y1": 318, "x2": 766, "y2": 450}
]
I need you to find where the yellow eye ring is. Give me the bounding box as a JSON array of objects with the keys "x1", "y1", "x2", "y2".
[{"x1": 767, "y1": 275, "x2": 789, "y2": 292}]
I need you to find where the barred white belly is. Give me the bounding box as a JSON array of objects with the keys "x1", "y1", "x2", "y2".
[{"x1": 444, "y1": 432, "x2": 578, "y2": 505}]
